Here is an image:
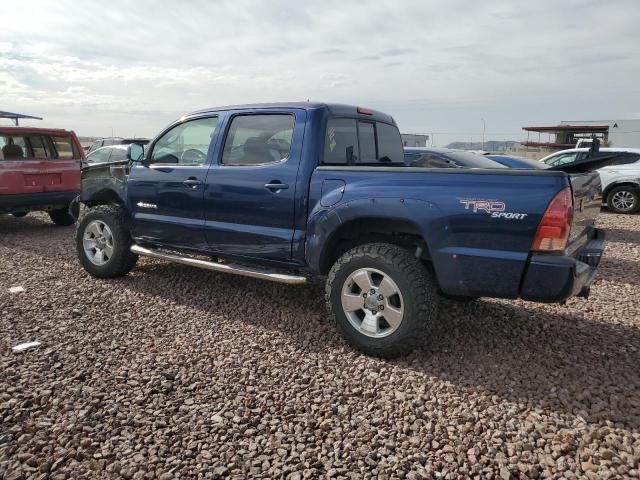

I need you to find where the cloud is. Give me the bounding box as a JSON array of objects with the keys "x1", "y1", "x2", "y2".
[
  {"x1": 380, "y1": 48, "x2": 416, "y2": 57},
  {"x1": 314, "y1": 48, "x2": 346, "y2": 56},
  {"x1": 0, "y1": 0, "x2": 639, "y2": 143}
]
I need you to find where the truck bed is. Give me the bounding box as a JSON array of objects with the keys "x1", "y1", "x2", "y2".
[{"x1": 307, "y1": 166, "x2": 601, "y2": 299}]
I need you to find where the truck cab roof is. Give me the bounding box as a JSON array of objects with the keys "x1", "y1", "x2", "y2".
[
  {"x1": 187, "y1": 102, "x2": 397, "y2": 125},
  {"x1": 0, "y1": 126, "x2": 76, "y2": 136}
]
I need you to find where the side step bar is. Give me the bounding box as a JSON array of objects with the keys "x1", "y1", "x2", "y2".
[{"x1": 131, "y1": 245, "x2": 307, "y2": 285}]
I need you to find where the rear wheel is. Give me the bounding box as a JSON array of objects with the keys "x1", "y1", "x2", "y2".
[
  {"x1": 326, "y1": 243, "x2": 438, "y2": 358},
  {"x1": 607, "y1": 185, "x2": 639, "y2": 214},
  {"x1": 76, "y1": 205, "x2": 138, "y2": 278}
]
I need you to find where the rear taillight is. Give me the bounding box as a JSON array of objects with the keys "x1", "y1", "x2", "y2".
[{"x1": 532, "y1": 187, "x2": 573, "y2": 252}]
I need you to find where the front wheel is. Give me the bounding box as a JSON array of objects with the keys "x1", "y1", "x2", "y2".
[
  {"x1": 326, "y1": 243, "x2": 439, "y2": 358},
  {"x1": 607, "y1": 185, "x2": 640, "y2": 214},
  {"x1": 12, "y1": 211, "x2": 29, "y2": 218},
  {"x1": 76, "y1": 205, "x2": 138, "y2": 278}
]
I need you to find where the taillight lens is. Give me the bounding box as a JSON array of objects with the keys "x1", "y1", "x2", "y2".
[{"x1": 532, "y1": 187, "x2": 573, "y2": 252}]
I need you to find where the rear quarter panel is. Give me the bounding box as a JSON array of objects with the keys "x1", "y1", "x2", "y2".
[{"x1": 307, "y1": 168, "x2": 569, "y2": 298}]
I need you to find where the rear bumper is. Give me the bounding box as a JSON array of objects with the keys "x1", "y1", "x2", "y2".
[
  {"x1": 0, "y1": 191, "x2": 79, "y2": 214},
  {"x1": 519, "y1": 228, "x2": 606, "y2": 303}
]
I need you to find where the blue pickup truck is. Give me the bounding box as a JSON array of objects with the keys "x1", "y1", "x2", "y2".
[{"x1": 76, "y1": 102, "x2": 605, "y2": 358}]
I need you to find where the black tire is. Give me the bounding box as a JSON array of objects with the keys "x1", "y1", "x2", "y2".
[
  {"x1": 12, "y1": 211, "x2": 29, "y2": 218},
  {"x1": 606, "y1": 185, "x2": 640, "y2": 214},
  {"x1": 76, "y1": 205, "x2": 138, "y2": 278},
  {"x1": 49, "y1": 206, "x2": 76, "y2": 226},
  {"x1": 325, "y1": 243, "x2": 438, "y2": 359}
]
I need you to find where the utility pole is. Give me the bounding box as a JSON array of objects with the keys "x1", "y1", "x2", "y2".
[{"x1": 481, "y1": 118, "x2": 486, "y2": 151}]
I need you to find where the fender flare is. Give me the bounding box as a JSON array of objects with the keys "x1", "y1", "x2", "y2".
[{"x1": 306, "y1": 197, "x2": 444, "y2": 274}]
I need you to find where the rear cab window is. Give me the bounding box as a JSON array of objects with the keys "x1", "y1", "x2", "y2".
[{"x1": 323, "y1": 118, "x2": 403, "y2": 165}]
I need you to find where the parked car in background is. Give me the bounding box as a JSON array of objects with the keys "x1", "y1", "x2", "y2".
[
  {"x1": 0, "y1": 126, "x2": 83, "y2": 225},
  {"x1": 403, "y1": 147, "x2": 507, "y2": 169},
  {"x1": 486, "y1": 154, "x2": 547, "y2": 169},
  {"x1": 85, "y1": 145, "x2": 130, "y2": 166},
  {"x1": 88, "y1": 137, "x2": 149, "y2": 153},
  {"x1": 540, "y1": 148, "x2": 640, "y2": 214}
]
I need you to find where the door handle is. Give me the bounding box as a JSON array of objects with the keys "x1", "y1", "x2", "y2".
[
  {"x1": 264, "y1": 182, "x2": 289, "y2": 192},
  {"x1": 183, "y1": 178, "x2": 202, "y2": 189}
]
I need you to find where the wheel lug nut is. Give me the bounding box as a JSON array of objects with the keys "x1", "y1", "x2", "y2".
[
  {"x1": 363, "y1": 293, "x2": 367, "y2": 298},
  {"x1": 377, "y1": 294, "x2": 383, "y2": 301},
  {"x1": 370, "y1": 289, "x2": 375, "y2": 294},
  {"x1": 379, "y1": 305, "x2": 384, "y2": 311}
]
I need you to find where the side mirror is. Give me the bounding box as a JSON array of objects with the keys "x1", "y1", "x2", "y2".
[{"x1": 127, "y1": 143, "x2": 144, "y2": 162}]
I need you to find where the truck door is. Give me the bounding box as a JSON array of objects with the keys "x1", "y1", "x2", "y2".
[
  {"x1": 126, "y1": 116, "x2": 219, "y2": 250},
  {"x1": 202, "y1": 110, "x2": 305, "y2": 262}
]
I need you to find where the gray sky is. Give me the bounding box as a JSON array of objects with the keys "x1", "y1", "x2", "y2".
[{"x1": 1, "y1": 0, "x2": 639, "y2": 145}]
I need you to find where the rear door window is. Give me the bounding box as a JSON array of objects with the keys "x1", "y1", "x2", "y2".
[
  {"x1": 52, "y1": 136, "x2": 76, "y2": 159},
  {"x1": 221, "y1": 114, "x2": 294, "y2": 166}
]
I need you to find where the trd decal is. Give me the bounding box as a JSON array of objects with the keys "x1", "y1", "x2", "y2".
[
  {"x1": 459, "y1": 198, "x2": 528, "y2": 220},
  {"x1": 459, "y1": 199, "x2": 505, "y2": 213}
]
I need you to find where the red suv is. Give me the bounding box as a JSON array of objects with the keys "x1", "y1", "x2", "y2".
[{"x1": 0, "y1": 127, "x2": 83, "y2": 225}]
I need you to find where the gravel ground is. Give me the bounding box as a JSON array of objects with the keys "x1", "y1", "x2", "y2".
[{"x1": 1, "y1": 211, "x2": 639, "y2": 479}]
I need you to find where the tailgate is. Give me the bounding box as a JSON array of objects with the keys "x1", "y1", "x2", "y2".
[
  {"x1": 0, "y1": 159, "x2": 45, "y2": 195},
  {"x1": 567, "y1": 171, "x2": 601, "y2": 250}
]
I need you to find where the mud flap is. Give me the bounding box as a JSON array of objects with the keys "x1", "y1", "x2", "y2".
[{"x1": 68, "y1": 195, "x2": 81, "y2": 220}]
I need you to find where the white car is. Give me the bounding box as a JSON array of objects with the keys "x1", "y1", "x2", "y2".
[{"x1": 540, "y1": 148, "x2": 640, "y2": 214}]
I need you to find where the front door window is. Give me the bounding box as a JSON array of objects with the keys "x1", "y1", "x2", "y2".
[{"x1": 151, "y1": 117, "x2": 218, "y2": 165}]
